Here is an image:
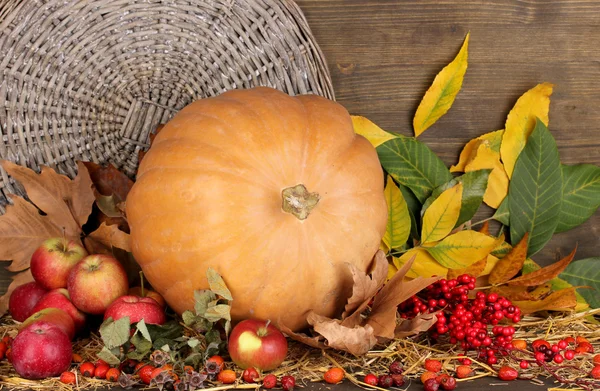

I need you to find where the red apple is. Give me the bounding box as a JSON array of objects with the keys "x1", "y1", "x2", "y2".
[
  {"x1": 20, "y1": 308, "x2": 75, "y2": 340},
  {"x1": 228, "y1": 319, "x2": 288, "y2": 371},
  {"x1": 32, "y1": 288, "x2": 86, "y2": 332},
  {"x1": 67, "y1": 254, "x2": 129, "y2": 315},
  {"x1": 8, "y1": 282, "x2": 48, "y2": 322},
  {"x1": 104, "y1": 295, "x2": 166, "y2": 325},
  {"x1": 30, "y1": 238, "x2": 88, "y2": 290},
  {"x1": 128, "y1": 286, "x2": 166, "y2": 307},
  {"x1": 11, "y1": 321, "x2": 72, "y2": 379}
]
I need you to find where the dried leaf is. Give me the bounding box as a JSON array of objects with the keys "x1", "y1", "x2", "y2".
[
  {"x1": 2, "y1": 161, "x2": 79, "y2": 236},
  {"x1": 488, "y1": 233, "x2": 529, "y2": 285},
  {"x1": 71, "y1": 161, "x2": 96, "y2": 227},
  {"x1": 351, "y1": 116, "x2": 397, "y2": 147},
  {"x1": 0, "y1": 270, "x2": 34, "y2": 315},
  {"x1": 489, "y1": 285, "x2": 534, "y2": 301},
  {"x1": 278, "y1": 323, "x2": 327, "y2": 350},
  {"x1": 508, "y1": 246, "x2": 577, "y2": 286},
  {"x1": 382, "y1": 176, "x2": 411, "y2": 250},
  {"x1": 413, "y1": 33, "x2": 469, "y2": 136},
  {"x1": 447, "y1": 256, "x2": 487, "y2": 280},
  {"x1": 426, "y1": 230, "x2": 499, "y2": 269},
  {"x1": 342, "y1": 250, "x2": 388, "y2": 322},
  {"x1": 0, "y1": 196, "x2": 65, "y2": 272},
  {"x1": 82, "y1": 162, "x2": 134, "y2": 202},
  {"x1": 529, "y1": 283, "x2": 552, "y2": 300},
  {"x1": 393, "y1": 248, "x2": 448, "y2": 279},
  {"x1": 87, "y1": 222, "x2": 131, "y2": 252},
  {"x1": 204, "y1": 304, "x2": 231, "y2": 322},
  {"x1": 421, "y1": 183, "x2": 463, "y2": 244},
  {"x1": 308, "y1": 312, "x2": 377, "y2": 356},
  {"x1": 513, "y1": 288, "x2": 577, "y2": 314},
  {"x1": 367, "y1": 255, "x2": 439, "y2": 339},
  {"x1": 395, "y1": 311, "x2": 439, "y2": 338},
  {"x1": 501, "y1": 82, "x2": 554, "y2": 178},
  {"x1": 206, "y1": 268, "x2": 233, "y2": 301},
  {"x1": 96, "y1": 194, "x2": 123, "y2": 218}
]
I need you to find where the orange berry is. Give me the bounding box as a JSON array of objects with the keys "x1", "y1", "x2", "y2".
[
  {"x1": 242, "y1": 367, "x2": 260, "y2": 383},
  {"x1": 576, "y1": 336, "x2": 589, "y2": 344},
  {"x1": 184, "y1": 365, "x2": 195, "y2": 374},
  {"x1": 106, "y1": 368, "x2": 121, "y2": 382},
  {"x1": 424, "y1": 359, "x2": 442, "y2": 372},
  {"x1": 421, "y1": 371, "x2": 438, "y2": 384},
  {"x1": 511, "y1": 339, "x2": 528, "y2": 350},
  {"x1": 324, "y1": 367, "x2": 345, "y2": 384},
  {"x1": 60, "y1": 371, "x2": 77, "y2": 385},
  {"x1": 456, "y1": 365, "x2": 474, "y2": 379},
  {"x1": 80, "y1": 362, "x2": 95, "y2": 377},
  {"x1": 575, "y1": 342, "x2": 594, "y2": 354},
  {"x1": 206, "y1": 355, "x2": 225, "y2": 371},
  {"x1": 593, "y1": 354, "x2": 600, "y2": 365},
  {"x1": 137, "y1": 364, "x2": 156, "y2": 385},
  {"x1": 590, "y1": 366, "x2": 600, "y2": 379},
  {"x1": 72, "y1": 353, "x2": 83, "y2": 363},
  {"x1": 218, "y1": 369, "x2": 237, "y2": 384}
]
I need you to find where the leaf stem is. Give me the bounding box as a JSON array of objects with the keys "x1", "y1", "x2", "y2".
[{"x1": 470, "y1": 216, "x2": 495, "y2": 228}]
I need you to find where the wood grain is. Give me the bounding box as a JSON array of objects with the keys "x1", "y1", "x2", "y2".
[{"x1": 296, "y1": 0, "x2": 600, "y2": 265}]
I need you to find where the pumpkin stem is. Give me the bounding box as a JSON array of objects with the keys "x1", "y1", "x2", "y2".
[{"x1": 281, "y1": 184, "x2": 320, "y2": 220}]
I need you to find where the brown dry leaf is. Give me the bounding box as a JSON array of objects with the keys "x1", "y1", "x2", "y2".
[
  {"x1": 0, "y1": 197, "x2": 66, "y2": 272},
  {"x1": 308, "y1": 312, "x2": 377, "y2": 356},
  {"x1": 395, "y1": 311, "x2": 439, "y2": 338},
  {"x1": 447, "y1": 256, "x2": 487, "y2": 280},
  {"x1": 489, "y1": 285, "x2": 534, "y2": 301},
  {"x1": 71, "y1": 161, "x2": 96, "y2": 227},
  {"x1": 366, "y1": 255, "x2": 440, "y2": 339},
  {"x1": 513, "y1": 288, "x2": 577, "y2": 314},
  {"x1": 278, "y1": 323, "x2": 327, "y2": 350},
  {"x1": 341, "y1": 250, "x2": 388, "y2": 323},
  {"x1": 2, "y1": 161, "x2": 79, "y2": 236},
  {"x1": 82, "y1": 162, "x2": 134, "y2": 202},
  {"x1": 86, "y1": 222, "x2": 131, "y2": 252},
  {"x1": 0, "y1": 270, "x2": 34, "y2": 315},
  {"x1": 488, "y1": 233, "x2": 529, "y2": 285},
  {"x1": 529, "y1": 283, "x2": 552, "y2": 299},
  {"x1": 507, "y1": 245, "x2": 577, "y2": 286}
]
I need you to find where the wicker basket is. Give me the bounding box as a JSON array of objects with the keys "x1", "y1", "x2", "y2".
[{"x1": 0, "y1": 0, "x2": 334, "y2": 211}]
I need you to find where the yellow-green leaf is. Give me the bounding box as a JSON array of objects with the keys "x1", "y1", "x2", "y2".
[
  {"x1": 413, "y1": 33, "x2": 469, "y2": 137},
  {"x1": 421, "y1": 183, "x2": 463, "y2": 244},
  {"x1": 425, "y1": 230, "x2": 499, "y2": 269},
  {"x1": 464, "y1": 142, "x2": 509, "y2": 208},
  {"x1": 393, "y1": 248, "x2": 448, "y2": 279},
  {"x1": 351, "y1": 116, "x2": 397, "y2": 148},
  {"x1": 383, "y1": 176, "x2": 411, "y2": 250},
  {"x1": 501, "y1": 83, "x2": 554, "y2": 178},
  {"x1": 450, "y1": 129, "x2": 504, "y2": 172}
]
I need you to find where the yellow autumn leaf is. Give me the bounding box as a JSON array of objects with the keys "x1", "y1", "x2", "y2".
[
  {"x1": 383, "y1": 176, "x2": 411, "y2": 250},
  {"x1": 425, "y1": 230, "x2": 499, "y2": 269},
  {"x1": 387, "y1": 263, "x2": 398, "y2": 281},
  {"x1": 501, "y1": 82, "x2": 554, "y2": 178},
  {"x1": 413, "y1": 33, "x2": 469, "y2": 137},
  {"x1": 351, "y1": 115, "x2": 397, "y2": 148},
  {"x1": 450, "y1": 129, "x2": 504, "y2": 172},
  {"x1": 393, "y1": 248, "x2": 448, "y2": 279},
  {"x1": 464, "y1": 142, "x2": 509, "y2": 208},
  {"x1": 421, "y1": 183, "x2": 463, "y2": 244}
]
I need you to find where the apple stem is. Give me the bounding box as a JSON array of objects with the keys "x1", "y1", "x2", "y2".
[
  {"x1": 139, "y1": 271, "x2": 145, "y2": 297},
  {"x1": 265, "y1": 319, "x2": 271, "y2": 329}
]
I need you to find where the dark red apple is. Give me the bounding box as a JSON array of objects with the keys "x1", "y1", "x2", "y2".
[
  {"x1": 228, "y1": 319, "x2": 288, "y2": 371},
  {"x1": 67, "y1": 254, "x2": 129, "y2": 315},
  {"x1": 30, "y1": 237, "x2": 88, "y2": 290},
  {"x1": 20, "y1": 308, "x2": 75, "y2": 340},
  {"x1": 11, "y1": 321, "x2": 72, "y2": 379},
  {"x1": 32, "y1": 288, "x2": 86, "y2": 332},
  {"x1": 8, "y1": 282, "x2": 48, "y2": 322},
  {"x1": 104, "y1": 295, "x2": 166, "y2": 325}
]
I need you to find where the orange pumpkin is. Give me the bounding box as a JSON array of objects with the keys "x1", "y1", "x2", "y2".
[{"x1": 126, "y1": 87, "x2": 387, "y2": 331}]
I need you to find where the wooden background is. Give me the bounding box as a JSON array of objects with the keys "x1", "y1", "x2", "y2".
[{"x1": 296, "y1": 0, "x2": 600, "y2": 266}]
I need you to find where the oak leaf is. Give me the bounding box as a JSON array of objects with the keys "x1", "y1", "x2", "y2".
[
  {"x1": 513, "y1": 288, "x2": 577, "y2": 314},
  {"x1": 507, "y1": 246, "x2": 577, "y2": 286},
  {"x1": 488, "y1": 233, "x2": 529, "y2": 285},
  {"x1": 308, "y1": 312, "x2": 377, "y2": 356},
  {"x1": 278, "y1": 324, "x2": 327, "y2": 350},
  {"x1": 86, "y1": 222, "x2": 132, "y2": 252},
  {"x1": 395, "y1": 311, "x2": 439, "y2": 338}
]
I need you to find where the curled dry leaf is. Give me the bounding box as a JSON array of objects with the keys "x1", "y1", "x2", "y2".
[
  {"x1": 307, "y1": 312, "x2": 377, "y2": 357},
  {"x1": 488, "y1": 233, "x2": 529, "y2": 285},
  {"x1": 395, "y1": 311, "x2": 439, "y2": 338},
  {"x1": 82, "y1": 161, "x2": 134, "y2": 202},
  {"x1": 86, "y1": 222, "x2": 132, "y2": 252},
  {"x1": 513, "y1": 288, "x2": 577, "y2": 314},
  {"x1": 278, "y1": 323, "x2": 327, "y2": 350},
  {"x1": 507, "y1": 245, "x2": 577, "y2": 286}
]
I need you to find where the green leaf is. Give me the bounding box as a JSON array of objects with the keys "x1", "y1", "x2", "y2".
[
  {"x1": 187, "y1": 338, "x2": 201, "y2": 349},
  {"x1": 377, "y1": 136, "x2": 452, "y2": 203},
  {"x1": 555, "y1": 164, "x2": 600, "y2": 233},
  {"x1": 147, "y1": 321, "x2": 184, "y2": 343},
  {"x1": 136, "y1": 319, "x2": 151, "y2": 342},
  {"x1": 560, "y1": 258, "x2": 600, "y2": 309},
  {"x1": 398, "y1": 183, "x2": 422, "y2": 240},
  {"x1": 383, "y1": 177, "x2": 411, "y2": 249},
  {"x1": 493, "y1": 196, "x2": 510, "y2": 225},
  {"x1": 131, "y1": 332, "x2": 152, "y2": 353},
  {"x1": 194, "y1": 290, "x2": 217, "y2": 316},
  {"x1": 425, "y1": 230, "x2": 498, "y2": 269},
  {"x1": 509, "y1": 119, "x2": 562, "y2": 256},
  {"x1": 182, "y1": 310, "x2": 197, "y2": 326},
  {"x1": 204, "y1": 304, "x2": 231, "y2": 322},
  {"x1": 127, "y1": 349, "x2": 149, "y2": 361},
  {"x1": 97, "y1": 346, "x2": 121, "y2": 366},
  {"x1": 99, "y1": 317, "x2": 131, "y2": 349},
  {"x1": 206, "y1": 268, "x2": 233, "y2": 300}
]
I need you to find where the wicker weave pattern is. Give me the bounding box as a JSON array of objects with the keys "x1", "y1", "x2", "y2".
[{"x1": 0, "y1": 0, "x2": 334, "y2": 211}]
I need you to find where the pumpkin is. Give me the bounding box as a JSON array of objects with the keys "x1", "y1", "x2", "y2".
[{"x1": 126, "y1": 87, "x2": 387, "y2": 331}]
